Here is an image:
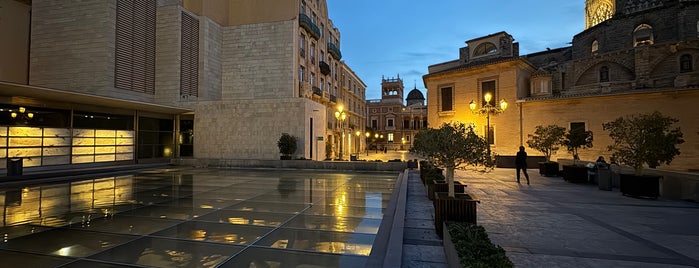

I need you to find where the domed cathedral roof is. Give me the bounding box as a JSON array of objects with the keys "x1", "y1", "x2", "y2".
[{"x1": 406, "y1": 86, "x2": 425, "y2": 106}]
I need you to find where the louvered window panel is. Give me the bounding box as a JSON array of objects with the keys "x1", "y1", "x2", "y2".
[
  {"x1": 115, "y1": 0, "x2": 156, "y2": 94},
  {"x1": 181, "y1": 12, "x2": 199, "y2": 97}
]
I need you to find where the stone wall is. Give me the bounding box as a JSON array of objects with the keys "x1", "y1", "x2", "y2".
[
  {"x1": 221, "y1": 20, "x2": 295, "y2": 100},
  {"x1": 193, "y1": 98, "x2": 325, "y2": 160},
  {"x1": 29, "y1": 0, "x2": 118, "y2": 96}
]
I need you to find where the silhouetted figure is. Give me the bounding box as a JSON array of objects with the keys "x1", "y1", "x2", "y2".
[{"x1": 516, "y1": 146, "x2": 530, "y2": 185}]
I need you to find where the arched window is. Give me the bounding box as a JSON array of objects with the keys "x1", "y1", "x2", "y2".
[
  {"x1": 633, "y1": 24, "x2": 654, "y2": 47},
  {"x1": 680, "y1": 54, "x2": 693, "y2": 73},
  {"x1": 599, "y1": 66, "x2": 609, "y2": 82},
  {"x1": 473, "y1": 42, "x2": 497, "y2": 57},
  {"x1": 591, "y1": 40, "x2": 599, "y2": 55}
]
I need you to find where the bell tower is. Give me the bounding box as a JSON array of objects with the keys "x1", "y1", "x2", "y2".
[{"x1": 585, "y1": 0, "x2": 615, "y2": 29}]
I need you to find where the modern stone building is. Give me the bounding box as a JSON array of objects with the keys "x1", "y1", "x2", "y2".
[
  {"x1": 0, "y1": 0, "x2": 365, "y2": 170},
  {"x1": 366, "y1": 76, "x2": 428, "y2": 152},
  {"x1": 424, "y1": 0, "x2": 699, "y2": 171}
]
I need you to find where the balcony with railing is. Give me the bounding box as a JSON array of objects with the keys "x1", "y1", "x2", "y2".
[
  {"x1": 299, "y1": 14, "x2": 321, "y2": 40},
  {"x1": 329, "y1": 94, "x2": 337, "y2": 103},
  {"x1": 312, "y1": 86, "x2": 322, "y2": 96},
  {"x1": 319, "y1": 61, "x2": 331, "y2": 76},
  {"x1": 327, "y1": 42, "x2": 342, "y2": 60}
]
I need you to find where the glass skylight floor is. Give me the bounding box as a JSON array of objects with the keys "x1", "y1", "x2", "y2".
[{"x1": 0, "y1": 168, "x2": 397, "y2": 267}]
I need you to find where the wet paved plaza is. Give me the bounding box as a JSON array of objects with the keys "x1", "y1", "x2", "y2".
[{"x1": 0, "y1": 168, "x2": 398, "y2": 267}]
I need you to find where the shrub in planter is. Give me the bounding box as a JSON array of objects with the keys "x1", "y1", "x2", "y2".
[
  {"x1": 603, "y1": 111, "x2": 684, "y2": 198},
  {"x1": 526, "y1": 124, "x2": 566, "y2": 176},
  {"x1": 277, "y1": 133, "x2": 297, "y2": 160},
  {"x1": 445, "y1": 222, "x2": 513, "y2": 268},
  {"x1": 411, "y1": 123, "x2": 489, "y2": 198},
  {"x1": 561, "y1": 127, "x2": 593, "y2": 182}
]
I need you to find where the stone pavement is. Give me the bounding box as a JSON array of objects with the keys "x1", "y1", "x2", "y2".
[
  {"x1": 401, "y1": 170, "x2": 449, "y2": 267},
  {"x1": 457, "y1": 168, "x2": 699, "y2": 268}
]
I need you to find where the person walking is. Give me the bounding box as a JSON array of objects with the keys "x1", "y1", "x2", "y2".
[{"x1": 516, "y1": 146, "x2": 530, "y2": 184}]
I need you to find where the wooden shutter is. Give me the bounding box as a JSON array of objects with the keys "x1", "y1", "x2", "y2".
[
  {"x1": 115, "y1": 0, "x2": 156, "y2": 94},
  {"x1": 180, "y1": 12, "x2": 199, "y2": 97}
]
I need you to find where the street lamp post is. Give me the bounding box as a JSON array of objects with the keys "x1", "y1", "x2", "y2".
[
  {"x1": 355, "y1": 131, "x2": 361, "y2": 156},
  {"x1": 334, "y1": 105, "x2": 347, "y2": 160},
  {"x1": 469, "y1": 92, "x2": 508, "y2": 156},
  {"x1": 365, "y1": 132, "x2": 370, "y2": 156}
]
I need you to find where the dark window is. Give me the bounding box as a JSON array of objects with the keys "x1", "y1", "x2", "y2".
[
  {"x1": 115, "y1": 0, "x2": 156, "y2": 94},
  {"x1": 474, "y1": 42, "x2": 497, "y2": 56},
  {"x1": 181, "y1": 12, "x2": 199, "y2": 97},
  {"x1": 387, "y1": 119, "x2": 394, "y2": 127},
  {"x1": 680, "y1": 54, "x2": 693, "y2": 73},
  {"x1": 73, "y1": 111, "x2": 134, "y2": 130},
  {"x1": 179, "y1": 119, "x2": 194, "y2": 157},
  {"x1": 137, "y1": 117, "x2": 174, "y2": 159},
  {"x1": 482, "y1": 81, "x2": 496, "y2": 107},
  {"x1": 403, "y1": 120, "x2": 409, "y2": 129},
  {"x1": 570, "y1": 122, "x2": 586, "y2": 133},
  {"x1": 440, "y1": 87, "x2": 453, "y2": 111},
  {"x1": 599, "y1": 66, "x2": 609, "y2": 82},
  {"x1": 371, "y1": 119, "x2": 378, "y2": 129}
]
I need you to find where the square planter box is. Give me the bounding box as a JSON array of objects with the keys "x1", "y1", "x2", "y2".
[
  {"x1": 538, "y1": 162, "x2": 559, "y2": 177},
  {"x1": 562, "y1": 165, "x2": 588, "y2": 183},
  {"x1": 428, "y1": 180, "x2": 465, "y2": 200},
  {"x1": 620, "y1": 174, "x2": 661, "y2": 199},
  {"x1": 433, "y1": 192, "x2": 479, "y2": 239}
]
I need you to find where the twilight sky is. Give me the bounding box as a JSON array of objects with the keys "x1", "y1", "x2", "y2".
[{"x1": 327, "y1": 0, "x2": 586, "y2": 100}]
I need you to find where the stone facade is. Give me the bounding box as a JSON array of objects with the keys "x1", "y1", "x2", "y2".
[
  {"x1": 222, "y1": 20, "x2": 295, "y2": 100},
  {"x1": 2, "y1": 0, "x2": 364, "y2": 164},
  {"x1": 367, "y1": 76, "x2": 428, "y2": 151},
  {"x1": 425, "y1": 1, "x2": 699, "y2": 171}
]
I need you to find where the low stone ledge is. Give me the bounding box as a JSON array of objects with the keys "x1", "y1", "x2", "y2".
[{"x1": 172, "y1": 158, "x2": 408, "y2": 171}]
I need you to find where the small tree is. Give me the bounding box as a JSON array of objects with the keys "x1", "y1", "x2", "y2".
[
  {"x1": 562, "y1": 127, "x2": 593, "y2": 165},
  {"x1": 277, "y1": 133, "x2": 297, "y2": 160},
  {"x1": 526, "y1": 124, "x2": 567, "y2": 162},
  {"x1": 602, "y1": 111, "x2": 684, "y2": 175},
  {"x1": 411, "y1": 123, "x2": 489, "y2": 197}
]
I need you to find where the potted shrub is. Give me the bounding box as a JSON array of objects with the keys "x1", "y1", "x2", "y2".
[
  {"x1": 526, "y1": 124, "x2": 566, "y2": 176},
  {"x1": 561, "y1": 127, "x2": 593, "y2": 182},
  {"x1": 277, "y1": 133, "x2": 297, "y2": 160},
  {"x1": 411, "y1": 123, "x2": 489, "y2": 238},
  {"x1": 602, "y1": 111, "x2": 684, "y2": 198}
]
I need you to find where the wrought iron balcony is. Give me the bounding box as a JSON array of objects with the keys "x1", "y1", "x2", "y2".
[
  {"x1": 299, "y1": 13, "x2": 321, "y2": 40},
  {"x1": 330, "y1": 94, "x2": 337, "y2": 103},
  {"x1": 327, "y1": 42, "x2": 342, "y2": 60},
  {"x1": 312, "y1": 86, "x2": 322, "y2": 96},
  {"x1": 319, "y1": 61, "x2": 331, "y2": 75}
]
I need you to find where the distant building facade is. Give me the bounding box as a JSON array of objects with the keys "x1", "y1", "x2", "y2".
[
  {"x1": 424, "y1": 0, "x2": 699, "y2": 171},
  {"x1": 0, "y1": 0, "x2": 365, "y2": 170},
  {"x1": 366, "y1": 76, "x2": 427, "y2": 152}
]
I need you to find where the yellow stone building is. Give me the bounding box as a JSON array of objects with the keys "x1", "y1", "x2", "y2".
[{"x1": 424, "y1": 1, "x2": 699, "y2": 172}]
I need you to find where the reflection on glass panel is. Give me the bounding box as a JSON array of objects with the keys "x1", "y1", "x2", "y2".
[{"x1": 258, "y1": 228, "x2": 375, "y2": 256}]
